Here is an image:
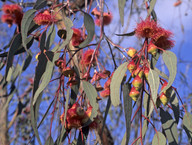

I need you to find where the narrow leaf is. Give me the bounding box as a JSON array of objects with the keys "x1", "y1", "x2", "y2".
[
  {"x1": 110, "y1": 62, "x2": 128, "y2": 107},
  {"x1": 46, "y1": 24, "x2": 56, "y2": 50},
  {"x1": 21, "y1": 9, "x2": 36, "y2": 50},
  {"x1": 33, "y1": 0, "x2": 47, "y2": 10},
  {"x1": 147, "y1": 0, "x2": 157, "y2": 17},
  {"x1": 183, "y1": 112, "x2": 192, "y2": 144},
  {"x1": 160, "y1": 51, "x2": 177, "y2": 94},
  {"x1": 148, "y1": 69, "x2": 159, "y2": 117},
  {"x1": 160, "y1": 108, "x2": 178, "y2": 145},
  {"x1": 82, "y1": 81, "x2": 99, "y2": 122},
  {"x1": 150, "y1": 51, "x2": 160, "y2": 69},
  {"x1": 123, "y1": 83, "x2": 132, "y2": 145},
  {"x1": 152, "y1": 131, "x2": 166, "y2": 145},
  {"x1": 116, "y1": 31, "x2": 135, "y2": 37},
  {"x1": 79, "y1": 12, "x2": 95, "y2": 48},
  {"x1": 40, "y1": 31, "x2": 46, "y2": 51},
  {"x1": 118, "y1": 0, "x2": 126, "y2": 26}
]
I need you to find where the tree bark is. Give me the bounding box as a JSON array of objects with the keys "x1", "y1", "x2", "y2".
[{"x1": 0, "y1": 75, "x2": 9, "y2": 145}]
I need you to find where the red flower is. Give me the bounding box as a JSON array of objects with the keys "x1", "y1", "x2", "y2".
[
  {"x1": 100, "y1": 89, "x2": 110, "y2": 98},
  {"x1": 34, "y1": 10, "x2": 56, "y2": 25},
  {"x1": 71, "y1": 28, "x2": 84, "y2": 46},
  {"x1": 135, "y1": 18, "x2": 158, "y2": 38},
  {"x1": 91, "y1": 8, "x2": 113, "y2": 26},
  {"x1": 1, "y1": 4, "x2": 23, "y2": 27},
  {"x1": 81, "y1": 49, "x2": 97, "y2": 67},
  {"x1": 152, "y1": 28, "x2": 175, "y2": 50}
]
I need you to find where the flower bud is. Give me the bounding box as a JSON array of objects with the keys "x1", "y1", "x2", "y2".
[
  {"x1": 132, "y1": 66, "x2": 144, "y2": 78},
  {"x1": 100, "y1": 89, "x2": 110, "y2": 98},
  {"x1": 159, "y1": 93, "x2": 169, "y2": 105},
  {"x1": 127, "y1": 47, "x2": 137, "y2": 58},
  {"x1": 127, "y1": 60, "x2": 136, "y2": 73},
  {"x1": 148, "y1": 42, "x2": 158, "y2": 56},
  {"x1": 144, "y1": 67, "x2": 149, "y2": 81},
  {"x1": 129, "y1": 87, "x2": 140, "y2": 101},
  {"x1": 132, "y1": 76, "x2": 143, "y2": 90}
]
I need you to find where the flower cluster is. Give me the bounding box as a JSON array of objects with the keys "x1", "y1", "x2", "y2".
[
  {"x1": 1, "y1": 4, "x2": 23, "y2": 27},
  {"x1": 135, "y1": 18, "x2": 174, "y2": 50},
  {"x1": 91, "y1": 7, "x2": 113, "y2": 26},
  {"x1": 71, "y1": 28, "x2": 85, "y2": 46},
  {"x1": 81, "y1": 49, "x2": 98, "y2": 67},
  {"x1": 60, "y1": 103, "x2": 99, "y2": 130},
  {"x1": 33, "y1": 10, "x2": 57, "y2": 25}
]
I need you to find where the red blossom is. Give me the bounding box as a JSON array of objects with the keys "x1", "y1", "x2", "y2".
[
  {"x1": 1, "y1": 14, "x2": 14, "y2": 27},
  {"x1": 71, "y1": 28, "x2": 84, "y2": 46},
  {"x1": 34, "y1": 10, "x2": 56, "y2": 25},
  {"x1": 135, "y1": 18, "x2": 158, "y2": 38},
  {"x1": 81, "y1": 49, "x2": 97, "y2": 67},
  {"x1": 100, "y1": 89, "x2": 110, "y2": 98},
  {"x1": 91, "y1": 8, "x2": 113, "y2": 26}
]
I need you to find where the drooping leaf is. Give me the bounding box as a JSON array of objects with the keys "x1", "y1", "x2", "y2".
[
  {"x1": 123, "y1": 83, "x2": 132, "y2": 145},
  {"x1": 154, "y1": 67, "x2": 168, "y2": 80},
  {"x1": 21, "y1": 9, "x2": 36, "y2": 50},
  {"x1": 160, "y1": 51, "x2": 177, "y2": 94},
  {"x1": 152, "y1": 131, "x2": 166, "y2": 145},
  {"x1": 5, "y1": 33, "x2": 22, "y2": 79},
  {"x1": 183, "y1": 112, "x2": 192, "y2": 144},
  {"x1": 82, "y1": 81, "x2": 98, "y2": 122},
  {"x1": 30, "y1": 93, "x2": 42, "y2": 145},
  {"x1": 118, "y1": 0, "x2": 126, "y2": 26},
  {"x1": 46, "y1": 24, "x2": 56, "y2": 50},
  {"x1": 33, "y1": 0, "x2": 47, "y2": 10},
  {"x1": 150, "y1": 51, "x2": 160, "y2": 69},
  {"x1": 147, "y1": 0, "x2": 157, "y2": 17},
  {"x1": 79, "y1": 12, "x2": 95, "y2": 48},
  {"x1": 33, "y1": 51, "x2": 59, "y2": 105},
  {"x1": 116, "y1": 31, "x2": 135, "y2": 37},
  {"x1": 45, "y1": 136, "x2": 54, "y2": 145},
  {"x1": 148, "y1": 69, "x2": 159, "y2": 117},
  {"x1": 160, "y1": 108, "x2": 178, "y2": 145},
  {"x1": 40, "y1": 31, "x2": 46, "y2": 51},
  {"x1": 22, "y1": 53, "x2": 32, "y2": 71},
  {"x1": 110, "y1": 62, "x2": 128, "y2": 107},
  {"x1": 169, "y1": 89, "x2": 180, "y2": 124}
]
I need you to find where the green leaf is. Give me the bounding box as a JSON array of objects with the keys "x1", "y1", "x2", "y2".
[
  {"x1": 183, "y1": 112, "x2": 192, "y2": 144},
  {"x1": 22, "y1": 53, "x2": 32, "y2": 71},
  {"x1": 169, "y1": 89, "x2": 180, "y2": 124},
  {"x1": 147, "y1": 0, "x2": 157, "y2": 17},
  {"x1": 30, "y1": 93, "x2": 42, "y2": 145},
  {"x1": 110, "y1": 62, "x2": 128, "y2": 107},
  {"x1": 160, "y1": 108, "x2": 178, "y2": 145},
  {"x1": 33, "y1": 52, "x2": 59, "y2": 105},
  {"x1": 58, "y1": 89, "x2": 70, "y2": 144},
  {"x1": 118, "y1": 0, "x2": 126, "y2": 26},
  {"x1": 79, "y1": 12, "x2": 95, "y2": 48},
  {"x1": 154, "y1": 67, "x2": 168, "y2": 80},
  {"x1": 40, "y1": 31, "x2": 46, "y2": 51},
  {"x1": 21, "y1": 9, "x2": 36, "y2": 50},
  {"x1": 116, "y1": 31, "x2": 135, "y2": 37},
  {"x1": 150, "y1": 51, "x2": 160, "y2": 69},
  {"x1": 82, "y1": 81, "x2": 98, "y2": 122},
  {"x1": 45, "y1": 136, "x2": 54, "y2": 145},
  {"x1": 148, "y1": 69, "x2": 159, "y2": 117},
  {"x1": 46, "y1": 24, "x2": 56, "y2": 50},
  {"x1": 152, "y1": 131, "x2": 166, "y2": 145},
  {"x1": 160, "y1": 51, "x2": 177, "y2": 94},
  {"x1": 123, "y1": 83, "x2": 132, "y2": 145},
  {"x1": 34, "y1": 0, "x2": 47, "y2": 10},
  {"x1": 5, "y1": 33, "x2": 22, "y2": 79}
]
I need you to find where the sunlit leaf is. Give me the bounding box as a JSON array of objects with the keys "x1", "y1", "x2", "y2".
[
  {"x1": 183, "y1": 112, "x2": 192, "y2": 144},
  {"x1": 46, "y1": 24, "x2": 56, "y2": 50},
  {"x1": 147, "y1": 0, "x2": 157, "y2": 17},
  {"x1": 110, "y1": 62, "x2": 128, "y2": 107},
  {"x1": 118, "y1": 0, "x2": 126, "y2": 26},
  {"x1": 21, "y1": 9, "x2": 36, "y2": 50},
  {"x1": 160, "y1": 51, "x2": 177, "y2": 94},
  {"x1": 82, "y1": 81, "x2": 98, "y2": 122},
  {"x1": 79, "y1": 12, "x2": 95, "y2": 48},
  {"x1": 148, "y1": 69, "x2": 159, "y2": 117},
  {"x1": 152, "y1": 131, "x2": 166, "y2": 145},
  {"x1": 154, "y1": 67, "x2": 168, "y2": 80},
  {"x1": 123, "y1": 83, "x2": 132, "y2": 145},
  {"x1": 160, "y1": 108, "x2": 178, "y2": 144}
]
